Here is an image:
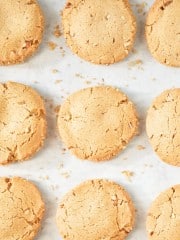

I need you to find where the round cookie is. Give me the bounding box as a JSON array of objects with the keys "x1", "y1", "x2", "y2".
[
  {"x1": 62, "y1": 0, "x2": 136, "y2": 64},
  {"x1": 58, "y1": 86, "x2": 138, "y2": 161},
  {"x1": 146, "y1": 88, "x2": 180, "y2": 166},
  {"x1": 146, "y1": 185, "x2": 180, "y2": 240},
  {"x1": 0, "y1": 82, "x2": 47, "y2": 164},
  {"x1": 0, "y1": 177, "x2": 45, "y2": 240},
  {"x1": 0, "y1": 0, "x2": 44, "y2": 65},
  {"x1": 145, "y1": 0, "x2": 180, "y2": 67},
  {"x1": 56, "y1": 179, "x2": 135, "y2": 240}
]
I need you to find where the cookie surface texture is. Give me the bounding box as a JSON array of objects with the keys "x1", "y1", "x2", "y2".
[
  {"x1": 145, "y1": 0, "x2": 180, "y2": 67},
  {"x1": 0, "y1": 82, "x2": 47, "y2": 164},
  {"x1": 62, "y1": 0, "x2": 136, "y2": 64},
  {"x1": 0, "y1": 0, "x2": 44, "y2": 65},
  {"x1": 56, "y1": 179, "x2": 135, "y2": 240},
  {"x1": 58, "y1": 86, "x2": 138, "y2": 161},
  {"x1": 0, "y1": 177, "x2": 45, "y2": 240},
  {"x1": 146, "y1": 88, "x2": 180, "y2": 166},
  {"x1": 146, "y1": 185, "x2": 180, "y2": 240}
]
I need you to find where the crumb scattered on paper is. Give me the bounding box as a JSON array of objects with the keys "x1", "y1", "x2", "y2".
[
  {"x1": 52, "y1": 69, "x2": 59, "y2": 73},
  {"x1": 128, "y1": 59, "x2": 143, "y2": 67},
  {"x1": 137, "y1": 145, "x2": 146, "y2": 150},
  {"x1": 48, "y1": 41, "x2": 57, "y2": 50},
  {"x1": 55, "y1": 79, "x2": 62, "y2": 84},
  {"x1": 54, "y1": 105, "x2": 60, "y2": 114},
  {"x1": 60, "y1": 172, "x2": 70, "y2": 179},
  {"x1": 122, "y1": 171, "x2": 134, "y2": 182},
  {"x1": 60, "y1": 46, "x2": 65, "y2": 57},
  {"x1": 135, "y1": 2, "x2": 147, "y2": 14},
  {"x1": 53, "y1": 25, "x2": 61, "y2": 38}
]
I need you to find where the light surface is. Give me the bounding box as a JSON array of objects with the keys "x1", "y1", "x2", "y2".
[{"x1": 0, "y1": 0, "x2": 179, "y2": 239}]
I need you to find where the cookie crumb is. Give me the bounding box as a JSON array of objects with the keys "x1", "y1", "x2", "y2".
[
  {"x1": 137, "y1": 145, "x2": 146, "y2": 150},
  {"x1": 54, "y1": 105, "x2": 60, "y2": 114},
  {"x1": 48, "y1": 41, "x2": 57, "y2": 50},
  {"x1": 136, "y1": 2, "x2": 147, "y2": 14},
  {"x1": 52, "y1": 69, "x2": 59, "y2": 73},
  {"x1": 122, "y1": 171, "x2": 134, "y2": 182},
  {"x1": 55, "y1": 80, "x2": 62, "y2": 84},
  {"x1": 53, "y1": 25, "x2": 61, "y2": 38},
  {"x1": 128, "y1": 59, "x2": 143, "y2": 68}
]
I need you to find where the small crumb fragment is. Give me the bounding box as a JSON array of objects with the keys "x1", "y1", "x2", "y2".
[
  {"x1": 61, "y1": 172, "x2": 70, "y2": 179},
  {"x1": 54, "y1": 105, "x2": 60, "y2": 114},
  {"x1": 122, "y1": 171, "x2": 134, "y2": 182},
  {"x1": 52, "y1": 69, "x2": 59, "y2": 73},
  {"x1": 137, "y1": 145, "x2": 146, "y2": 150},
  {"x1": 84, "y1": 80, "x2": 91, "y2": 85},
  {"x1": 128, "y1": 59, "x2": 143, "y2": 67},
  {"x1": 53, "y1": 25, "x2": 61, "y2": 38},
  {"x1": 48, "y1": 41, "x2": 57, "y2": 50},
  {"x1": 59, "y1": 46, "x2": 65, "y2": 57},
  {"x1": 75, "y1": 73, "x2": 84, "y2": 79},
  {"x1": 135, "y1": 2, "x2": 147, "y2": 14},
  {"x1": 55, "y1": 79, "x2": 62, "y2": 84}
]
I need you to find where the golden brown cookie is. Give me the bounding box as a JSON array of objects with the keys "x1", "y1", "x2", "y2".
[
  {"x1": 62, "y1": 0, "x2": 136, "y2": 64},
  {"x1": 0, "y1": 177, "x2": 45, "y2": 240},
  {"x1": 0, "y1": 82, "x2": 47, "y2": 164},
  {"x1": 146, "y1": 88, "x2": 180, "y2": 167},
  {"x1": 0, "y1": 0, "x2": 44, "y2": 65},
  {"x1": 58, "y1": 86, "x2": 138, "y2": 161},
  {"x1": 145, "y1": 0, "x2": 180, "y2": 67},
  {"x1": 56, "y1": 179, "x2": 135, "y2": 240},
  {"x1": 146, "y1": 185, "x2": 180, "y2": 240}
]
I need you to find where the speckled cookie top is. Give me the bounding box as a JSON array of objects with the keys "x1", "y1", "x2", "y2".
[
  {"x1": 62, "y1": 0, "x2": 136, "y2": 64},
  {"x1": 56, "y1": 179, "x2": 135, "y2": 240},
  {"x1": 145, "y1": 0, "x2": 180, "y2": 67},
  {"x1": 0, "y1": 82, "x2": 47, "y2": 164},
  {"x1": 0, "y1": 177, "x2": 45, "y2": 240},
  {"x1": 58, "y1": 86, "x2": 138, "y2": 161},
  {"x1": 0, "y1": 0, "x2": 44, "y2": 65},
  {"x1": 146, "y1": 88, "x2": 180, "y2": 166},
  {"x1": 146, "y1": 185, "x2": 180, "y2": 240}
]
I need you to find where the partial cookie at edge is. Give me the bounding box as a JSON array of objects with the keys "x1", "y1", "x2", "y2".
[
  {"x1": 56, "y1": 179, "x2": 135, "y2": 240},
  {"x1": 0, "y1": 81, "x2": 47, "y2": 164}
]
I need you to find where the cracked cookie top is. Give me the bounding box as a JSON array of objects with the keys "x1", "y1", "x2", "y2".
[
  {"x1": 56, "y1": 179, "x2": 135, "y2": 240},
  {"x1": 145, "y1": 0, "x2": 180, "y2": 67},
  {"x1": 0, "y1": 177, "x2": 45, "y2": 240},
  {"x1": 146, "y1": 185, "x2": 180, "y2": 240},
  {"x1": 57, "y1": 86, "x2": 138, "y2": 161},
  {"x1": 62, "y1": 0, "x2": 136, "y2": 64},
  {"x1": 146, "y1": 88, "x2": 180, "y2": 166},
  {"x1": 0, "y1": 82, "x2": 47, "y2": 164},
  {"x1": 0, "y1": 0, "x2": 44, "y2": 65}
]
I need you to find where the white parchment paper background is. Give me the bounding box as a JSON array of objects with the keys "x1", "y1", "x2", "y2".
[{"x1": 0, "y1": 0, "x2": 179, "y2": 239}]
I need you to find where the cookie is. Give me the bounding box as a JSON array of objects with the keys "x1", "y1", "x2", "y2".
[
  {"x1": 0, "y1": 177, "x2": 45, "y2": 240},
  {"x1": 146, "y1": 185, "x2": 180, "y2": 240},
  {"x1": 145, "y1": 0, "x2": 180, "y2": 67},
  {"x1": 146, "y1": 88, "x2": 180, "y2": 166},
  {"x1": 62, "y1": 0, "x2": 136, "y2": 64},
  {"x1": 56, "y1": 179, "x2": 135, "y2": 240},
  {"x1": 0, "y1": 82, "x2": 47, "y2": 164},
  {"x1": 57, "y1": 86, "x2": 138, "y2": 161},
  {"x1": 0, "y1": 0, "x2": 44, "y2": 65}
]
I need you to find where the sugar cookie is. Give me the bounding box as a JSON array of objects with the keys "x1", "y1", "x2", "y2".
[
  {"x1": 56, "y1": 179, "x2": 135, "y2": 240},
  {"x1": 146, "y1": 185, "x2": 180, "y2": 240},
  {"x1": 0, "y1": 177, "x2": 45, "y2": 240},
  {"x1": 58, "y1": 86, "x2": 138, "y2": 161},
  {"x1": 62, "y1": 0, "x2": 136, "y2": 64},
  {"x1": 0, "y1": 0, "x2": 44, "y2": 65},
  {"x1": 0, "y1": 82, "x2": 46, "y2": 164},
  {"x1": 145, "y1": 0, "x2": 180, "y2": 67},
  {"x1": 146, "y1": 88, "x2": 180, "y2": 166}
]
